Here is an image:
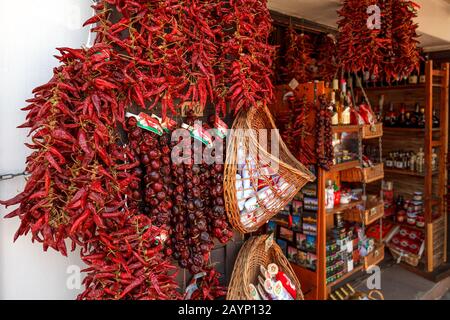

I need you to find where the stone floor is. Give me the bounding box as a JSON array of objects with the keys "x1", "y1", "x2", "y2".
[
  {"x1": 440, "y1": 291, "x2": 450, "y2": 300},
  {"x1": 352, "y1": 259, "x2": 450, "y2": 300}
]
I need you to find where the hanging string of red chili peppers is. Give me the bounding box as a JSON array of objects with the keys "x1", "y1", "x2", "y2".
[
  {"x1": 79, "y1": 215, "x2": 181, "y2": 300},
  {"x1": 391, "y1": 0, "x2": 421, "y2": 80},
  {"x1": 0, "y1": 44, "x2": 132, "y2": 254},
  {"x1": 316, "y1": 34, "x2": 338, "y2": 83},
  {"x1": 337, "y1": 0, "x2": 420, "y2": 81},
  {"x1": 281, "y1": 95, "x2": 315, "y2": 165},
  {"x1": 282, "y1": 25, "x2": 315, "y2": 83},
  {"x1": 316, "y1": 95, "x2": 334, "y2": 171}
]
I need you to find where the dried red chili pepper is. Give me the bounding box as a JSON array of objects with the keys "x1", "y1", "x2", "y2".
[
  {"x1": 282, "y1": 26, "x2": 315, "y2": 84},
  {"x1": 79, "y1": 215, "x2": 181, "y2": 300},
  {"x1": 316, "y1": 95, "x2": 334, "y2": 170},
  {"x1": 337, "y1": 0, "x2": 420, "y2": 81}
]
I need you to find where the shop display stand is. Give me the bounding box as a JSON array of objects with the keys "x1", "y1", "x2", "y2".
[
  {"x1": 317, "y1": 124, "x2": 384, "y2": 300},
  {"x1": 362, "y1": 61, "x2": 449, "y2": 276},
  {"x1": 271, "y1": 82, "x2": 385, "y2": 300}
]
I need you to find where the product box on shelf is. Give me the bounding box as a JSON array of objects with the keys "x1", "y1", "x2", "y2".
[
  {"x1": 276, "y1": 239, "x2": 288, "y2": 256},
  {"x1": 292, "y1": 216, "x2": 302, "y2": 231}
]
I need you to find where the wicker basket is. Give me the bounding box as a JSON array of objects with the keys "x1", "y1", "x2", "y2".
[
  {"x1": 344, "y1": 200, "x2": 384, "y2": 226},
  {"x1": 224, "y1": 104, "x2": 316, "y2": 233},
  {"x1": 362, "y1": 123, "x2": 383, "y2": 139},
  {"x1": 227, "y1": 234, "x2": 304, "y2": 300},
  {"x1": 386, "y1": 226, "x2": 425, "y2": 267},
  {"x1": 364, "y1": 244, "x2": 385, "y2": 270},
  {"x1": 340, "y1": 164, "x2": 384, "y2": 183}
]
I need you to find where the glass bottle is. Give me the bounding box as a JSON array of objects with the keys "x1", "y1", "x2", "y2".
[
  {"x1": 384, "y1": 103, "x2": 397, "y2": 127},
  {"x1": 386, "y1": 152, "x2": 394, "y2": 168},
  {"x1": 419, "y1": 57, "x2": 427, "y2": 84},
  {"x1": 396, "y1": 195, "x2": 405, "y2": 212},
  {"x1": 409, "y1": 152, "x2": 416, "y2": 171},
  {"x1": 410, "y1": 103, "x2": 420, "y2": 128},
  {"x1": 396, "y1": 152, "x2": 404, "y2": 169},
  {"x1": 405, "y1": 112, "x2": 412, "y2": 127},
  {"x1": 418, "y1": 108, "x2": 426, "y2": 128},
  {"x1": 409, "y1": 71, "x2": 418, "y2": 84},
  {"x1": 403, "y1": 152, "x2": 409, "y2": 169},
  {"x1": 432, "y1": 110, "x2": 440, "y2": 128},
  {"x1": 331, "y1": 92, "x2": 339, "y2": 125},
  {"x1": 416, "y1": 148, "x2": 425, "y2": 173},
  {"x1": 432, "y1": 148, "x2": 438, "y2": 172},
  {"x1": 398, "y1": 105, "x2": 406, "y2": 127},
  {"x1": 326, "y1": 180, "x2": 335, "y2": 210}
]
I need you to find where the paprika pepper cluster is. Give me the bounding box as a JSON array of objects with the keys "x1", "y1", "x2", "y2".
[
  {"x1": 169, "y1": 113, "x2": 233, "y2": 276},
  {"x1": 337, "y1": 0, "x2": 420, "y2": 81},
  {"x1": 282, "y1": 26, "x2": 315, "y2": 84},
  {"x1": 79, "y1": 215, "x2": 181, "y2": 300},
  {"x1": 1, "y1": 44, "x2": 134, "y2": 254},
  {"x1": 315, "y1": 34, "x2": 339, "y2": 83},
  {"x1": 281, "y1": 96, "x2": 316, "y2": 166},
  {"x1": 86, "y1": 0, "x2": 275, "y2": 116}
]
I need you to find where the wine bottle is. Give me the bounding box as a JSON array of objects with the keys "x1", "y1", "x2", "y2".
[
  {"x1": 410, "y1": 103, "x2": 420, "y2": 128},
  {"x1": 418, "y1": 107, "x2": 426, "y2": 128},
  {"x1": 405, "y1": 111, "x2": 412, "y2": 127},
  {"x1": 432, "y1": 110, "x2": 440, "y2": 128},
  {"x1": 398, "y1": 104, "x2": 406, "y2": 127}
]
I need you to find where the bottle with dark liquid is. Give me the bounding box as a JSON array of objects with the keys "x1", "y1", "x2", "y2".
[
  {"x1": 432, "y1": 110, "x2": 440, "y2": 128},
  {"x1": 419, "y1": 56, "x2": 427, "y2": 84},
  {"x1": 398, "y1": 105, "x2": 406, "y2": 127},
  {"x1": 384, "y1": 103, "x2": 397, "y2": 127},
  {"x1": 410, "y1": 103, "x2": 421, "y2": 128},
  {"x1": 418, "y1": 107, "x2": 426, "y2": 128},
  {"x1": 396, "y1": 195, "x2": 405, "y2": 212},
  {"x1": 405, "y1": 111, "x2": 412, "y2": 127}
]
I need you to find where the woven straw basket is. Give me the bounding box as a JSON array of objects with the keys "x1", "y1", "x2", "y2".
[
  {"x1": 224, "y1": 104, "x2": 315, "y2": 234},
  {"x1": 227, "y1": 234, "x2": 304, "y2": 300}
]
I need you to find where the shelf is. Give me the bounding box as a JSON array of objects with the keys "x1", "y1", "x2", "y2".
[
  {"x1": 332, "y1": 125, "x2": 360, "y2": 133},
  {"x1": 383, "y1": 127, "x2": 440, "y2": 133},
  {"x1": 384, "y1": 168, "x2": 438, "y2": 177},
  {"x1": 393, "y1": 221, "x2": 425, "y2": 232},
  {"x1": 361, "y1": 84, "x2": 425, "y2": 92},
  {"x1": 326, "y1": 265, "x2": 364, "y2": 289},
  {"x1": 326, "y1": 200, "x2": 363, "y2": 215},
  {"x1": 330, "y1": 160, "x2": 360, "y2": 172}
]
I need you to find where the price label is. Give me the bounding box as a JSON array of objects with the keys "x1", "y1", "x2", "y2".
[
  {"x1": 181, "y1": 101, "x2": 204, "y2": 117},
  {"x1": 288, "y1": 78, "x2": 299, "y2": 90}
]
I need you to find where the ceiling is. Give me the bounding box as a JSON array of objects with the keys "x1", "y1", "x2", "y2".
[{"x1": 268, "y1": 0, "x2": 450, "y2": 51}]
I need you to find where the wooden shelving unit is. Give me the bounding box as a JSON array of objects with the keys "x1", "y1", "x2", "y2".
[
  {"x1": 384, "y1": 127, "x2": 440, "y2": 133},
  {"x1": 271, "y1": 81, "x2": 386, "y2": 300},
  {"x1": 363, "y1": 61, "x2": 449, "y2": 274},
  {"x1": 326, "y1": 265, "x2": 364, "y2": 290},
  {"x1": 363, "y1": 84, "x2": 426, "y2": 92},
  {"x1": 326, "y1": 200, "x2": 364, "y2": 215},
  {"x1": 384, "y1": 168, "x2": 438, "y2": 177},
  {"x1": 329, "y1": 160, "x2": 360, "y2": 173}
]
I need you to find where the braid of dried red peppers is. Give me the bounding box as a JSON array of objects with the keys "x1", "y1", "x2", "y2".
[
  {"x1": 282, "y1": 96, "x2": 316, "y2": 165},
  {"x1": 316, "y1": 34, "x2": 339, "y2": 83},
  {"x1": 337, "y1": 0, "x2": 420, "y2": 81},
  {"x1": 316, "y1": 95, "x2": 334, "y2": 171},
  {"x1": 282, "y1": 25, "x2": 315, "y2": 84}
]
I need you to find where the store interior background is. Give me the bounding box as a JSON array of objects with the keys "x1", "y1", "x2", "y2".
[{"x1": 0, "y1": 0, "x2": 449, "y2": 299}]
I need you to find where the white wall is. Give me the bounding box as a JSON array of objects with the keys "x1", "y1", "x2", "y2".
[{"x1": 0, "y1": 0, "x2": 93, "y2": 300}]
